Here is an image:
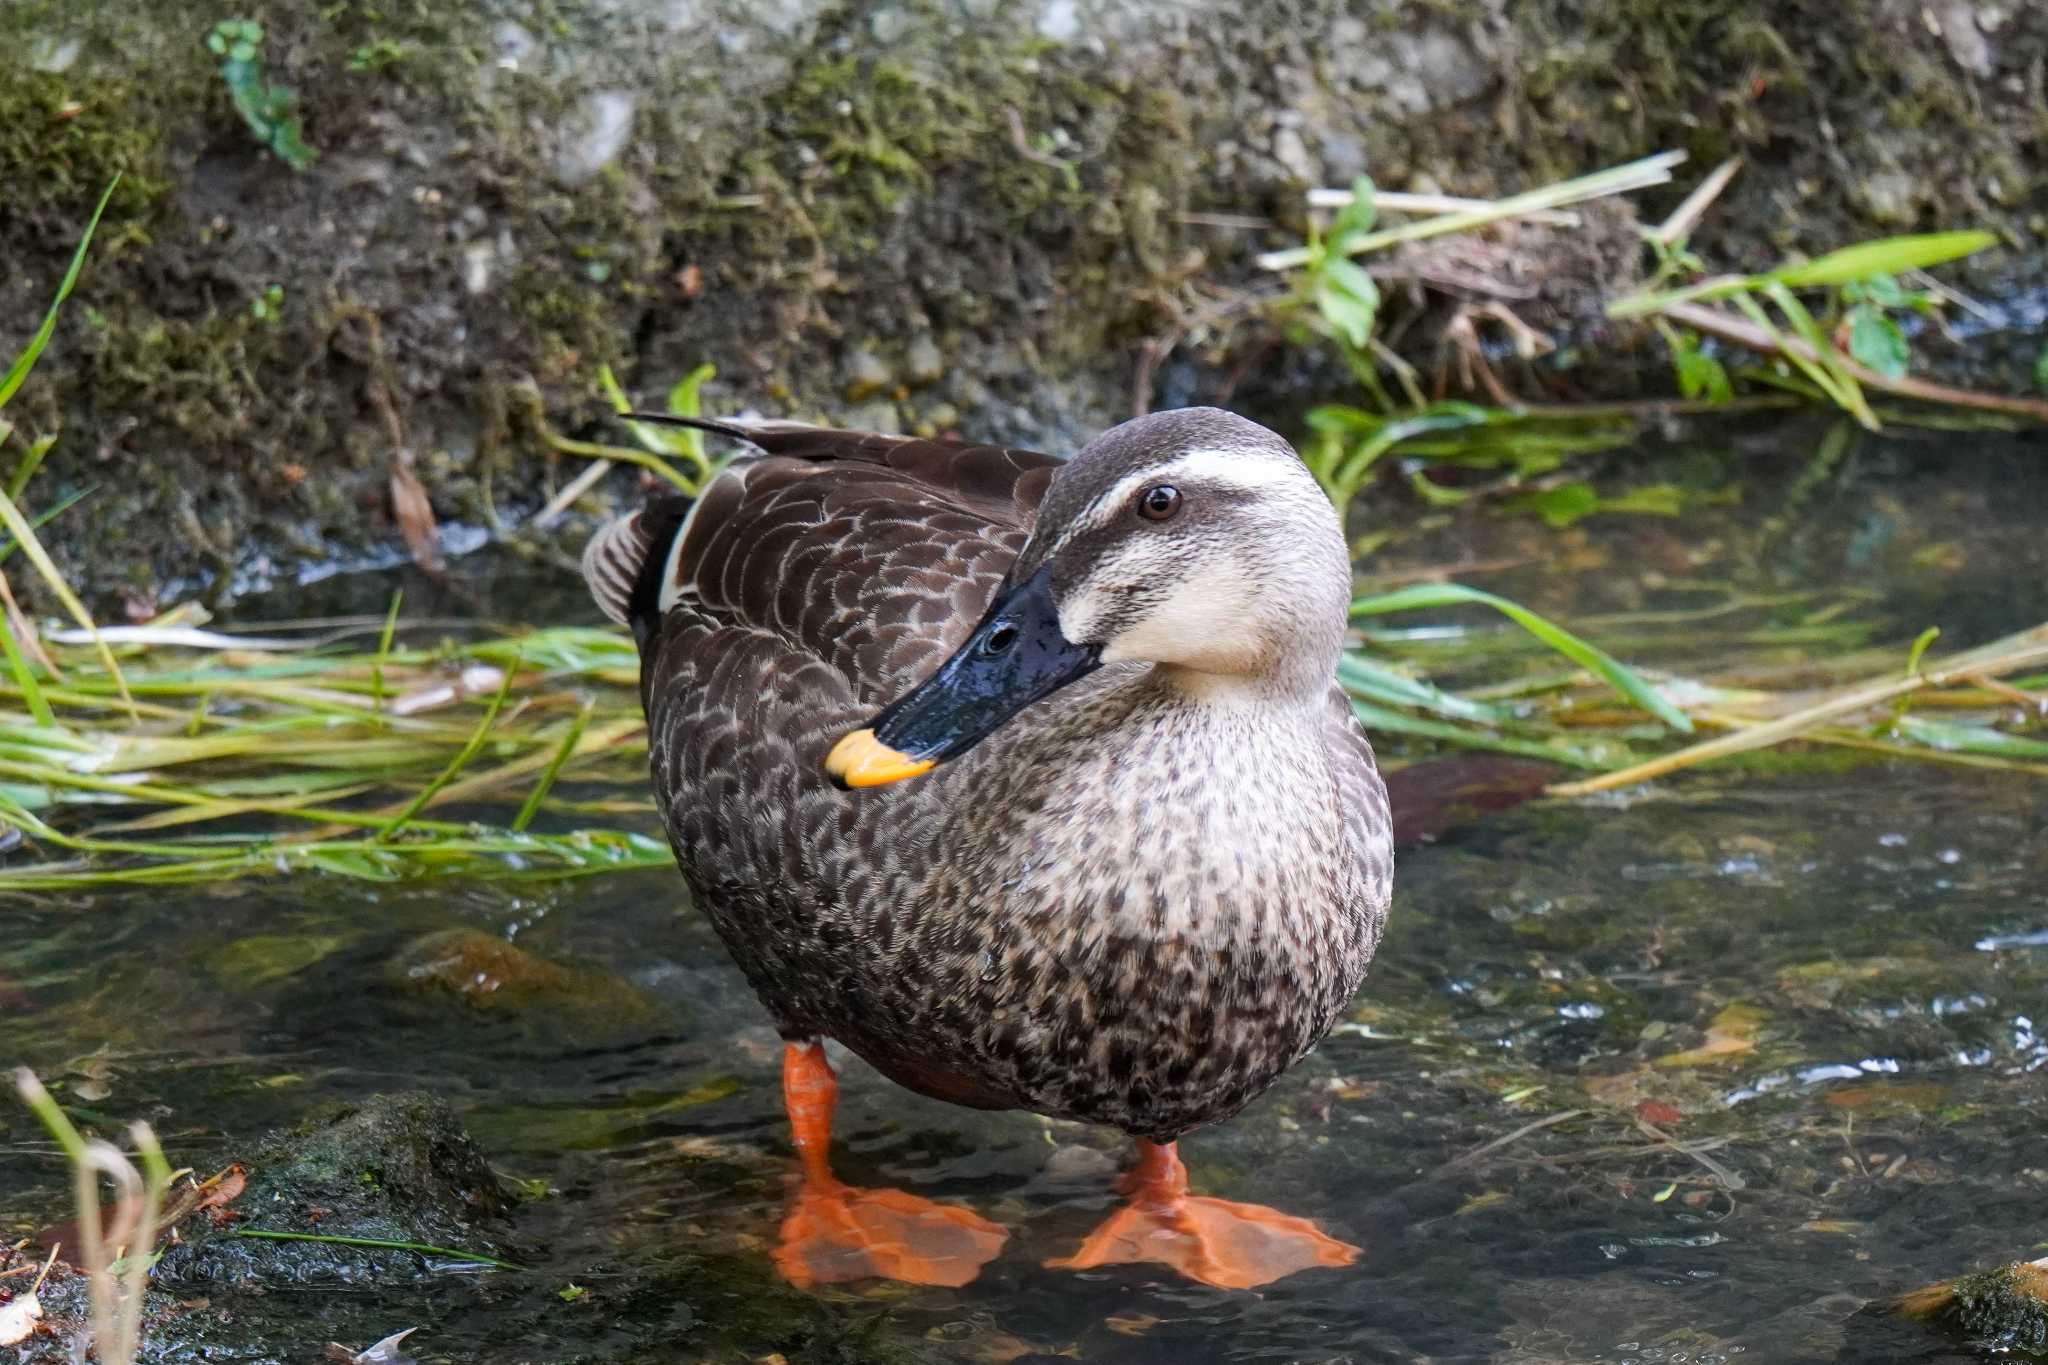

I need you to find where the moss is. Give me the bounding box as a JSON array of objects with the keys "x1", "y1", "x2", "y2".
[{"x1": 1949, "y1": 1260, "x2": 2048, "y2": 1354}]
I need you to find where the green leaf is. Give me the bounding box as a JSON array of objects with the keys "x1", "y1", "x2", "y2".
[
  {"x1": 1516, "y1": 482, "x2": 1600, "y2": 529},
  {"x1": 1860, "y1": 272, "x2": 1910, "y2": 308},
  {"x1": 1328, "y1": 176, "x2": 1377, "y2": 249},
  {"x1": 1351, "y1": 583, "x2": 1692, "y2": 732},
  {"x1": 2033, "y1": 345, "x2": 2048, "y2": 396},
  {"x1": 1659, "y1": 322, "x2": 1732, "y2": 403},
  {"x1": 1315, "y1": 272, "x2": 1378, "y2": 350},
  {"x1": 1845, "y1": 305, "x2": 1909, "y2": 380},
  {"x1": 0, "y1": 177, "x2": 119, "y2": 412},
  {"x1": 1768, "y1": 231, "x2": 1995, "y2": 288},
  {"x1": 1405, "y1": 468, "x2": 1471, "y2": 507},
  {"x1": 1598, "y1": 484, "x2": 1688, "y2": 517}
]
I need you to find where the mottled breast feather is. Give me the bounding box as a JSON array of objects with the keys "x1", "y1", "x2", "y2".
[{"x1": 599, "y1": 421, "x2": 1393, "y2": 1143}]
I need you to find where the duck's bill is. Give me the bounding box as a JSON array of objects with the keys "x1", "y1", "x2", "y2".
[{"x1": 824, "y1": 567, "x2": 1101, "y2": 790}]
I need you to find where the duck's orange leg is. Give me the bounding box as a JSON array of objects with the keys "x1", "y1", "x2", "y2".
[
  {"x1": 771, "y1": 1040, "x2": 1008, "y2": 1290},
  {"x1": 1044, "y1": 1139, "x2": 1358, "y2": 1290}
]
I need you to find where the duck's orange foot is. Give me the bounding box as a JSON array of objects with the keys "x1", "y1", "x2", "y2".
[
  {"x1": 1044, "y1": 1140, "x2": 1358, "y2": 1290},
  {"x1": 774, "y1": 1177, "x2": 1009, "y2": 1290}
]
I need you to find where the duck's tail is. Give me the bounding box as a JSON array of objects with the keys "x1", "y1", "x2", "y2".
[{"x1": 581, "y1": 493, "x2": 692, "y2": 650}]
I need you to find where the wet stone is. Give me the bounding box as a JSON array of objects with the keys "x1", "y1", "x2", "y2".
[
  {"x1": 158, "y1": 1091, "x2": 515, "y2": 1290},
  {"x1": 384, "y1": 927, "x2": 662, "y2": 1035}
]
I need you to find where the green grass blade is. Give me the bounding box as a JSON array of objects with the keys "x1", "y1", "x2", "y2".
[
  {"x1": 1769, "y1": 231, "x2": 1996, "y2": 288},
  {"x1": 1351, "y1": 583, "x2": 1693, "y2": 732},
  {"x1": 7, "y1": 433, "x2": 58, "y2": 501},
  {"x1": 376, "y1": 662, "x2": 517, "y2": 840},
  {"x1": 231, "y1": 1228, "x2": 524, "y2": 1271},
  {"x1": 0, "y1": 486, "x2": 135, "y2": 719},
  {"x1": 1335, "y1": 652, "x2": 1515, "y2": 725},
  {"x1": 0, "y1": 485, "x2": 95, "y2": 565},
  {"x1": 1895, "y1": 714, "x2": 2048, "y2": 759},
  {"x1": 0, "y1": 176, "x2": 120, "y2": 411},
  {"x1": 513, "y1": 702, "x2": 592, "y2": 831},
  {"x1": 0, "y1": 611, "x2": 55, "y2": 727},
  {"x1": 1346, "y1": 698, "x2": 1620, "y2": 769},
  {"x1": 370, "y1": 590, "x2": 402, "y2": 720}
]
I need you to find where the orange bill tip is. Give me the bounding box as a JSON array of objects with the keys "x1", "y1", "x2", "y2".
[{"x1": 823, "y1": 728, "x2": 935, "y2": 789}]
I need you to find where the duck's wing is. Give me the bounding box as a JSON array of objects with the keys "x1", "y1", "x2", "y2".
[{"x1": 584, "y1": 418, "x2": 1059, "y2": 701}]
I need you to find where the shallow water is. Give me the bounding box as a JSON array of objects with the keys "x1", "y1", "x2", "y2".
[{"x1": 4, "y1": 421, "x2": 2047, "y2": 1363}]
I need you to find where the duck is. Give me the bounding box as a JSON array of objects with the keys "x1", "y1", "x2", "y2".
[{"x1": 581, "y1": 405, "x2": 1394, "y2": 1291}]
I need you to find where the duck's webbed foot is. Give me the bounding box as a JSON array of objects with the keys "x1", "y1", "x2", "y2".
[
  {"x1": 1044, "y1": 1139, "x2": 1358, "y2": 1290},
  {"x1": 772, "y1": 1039, "x2": 1008, "y2": 1290}
]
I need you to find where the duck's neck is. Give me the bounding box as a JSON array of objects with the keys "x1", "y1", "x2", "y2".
[{"x1": 1149, "y1": 627, "x2": 1344, "y2": 708}]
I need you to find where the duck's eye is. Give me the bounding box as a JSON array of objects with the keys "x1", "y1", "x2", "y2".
[{"x1": 1136, "y1": 484, "x2": 1182, "y2": 522}]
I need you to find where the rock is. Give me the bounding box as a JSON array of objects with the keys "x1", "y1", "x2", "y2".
[
  {"x1": 1885, "y1": 1256, "x2": 2048, "y2": 1356},
  {"x1": 4, "y1": 0, "x2": 2042, "y2": 600},
  {"x1": 384, "y1": 928, "x2": 661, "y2": 1033},
  {"x1": 903, "y1": 334, "x2": 945, "y2": 385},
  {"x1": 844, "y1": 399, "x2": 903, "y2": 434},
  {"x1": 842, "y1": 347, "x2": 893, "y2": 401},
  {"x1": 554, "y1": 90, "x2": 638, "y2": 186},
  {"x1": 207, "y1": 931, "x2": 350, "y2": 989},
  {"x1": 158, "y1": 1092, "x2": 515, "y2": 1289}
]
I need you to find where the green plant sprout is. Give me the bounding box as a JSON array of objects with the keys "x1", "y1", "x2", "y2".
[{"x1": 206, "y1": 20, "x2": 317, "y2": 169}]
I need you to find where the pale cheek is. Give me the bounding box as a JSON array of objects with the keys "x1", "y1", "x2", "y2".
[{"x1": 1100, "y1": 577, "x2": 1264, "y2": 670}]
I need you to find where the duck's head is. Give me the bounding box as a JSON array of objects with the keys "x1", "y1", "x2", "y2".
[{"x1": 827, "y1": 407, "x2": 1350, "y2": 788}]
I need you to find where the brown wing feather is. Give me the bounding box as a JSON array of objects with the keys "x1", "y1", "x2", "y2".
[{"x1": 661, "y1": 424, "x2": 1059, "y2": 703}]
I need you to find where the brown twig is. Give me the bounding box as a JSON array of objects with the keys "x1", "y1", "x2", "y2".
[{"x1": 1436, "y1": 1108, "x2": 1587, "y2": 1174}]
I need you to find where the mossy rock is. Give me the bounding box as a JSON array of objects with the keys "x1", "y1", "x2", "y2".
[
  {"x1": 1888, "y1": 1257, "x2": 2048, "y2": 1359},
  {"x1": 158, "y1": 1090, "x2": 515, "y2": 1288}
]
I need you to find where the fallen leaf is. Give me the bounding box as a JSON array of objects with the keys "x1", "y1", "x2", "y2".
[
  {"x1": 1456, "y1": 1189, "x2": 1511, "y2": 1216},
  {"x1": 388, "y1": 462, "x2": 444, "y2": 576},
  {"x1": 1824, "y1": 1081, "x2": 1948, "y2": 1113},
  {"x1": 1105, "y1": 1313, "x2": 1159, "y2": 1337},
  {"x1": 1657, "y1": 1003, "x2": 1766, "y2": 1069},
  {"x1": 1635, "y1": 1099, "x2": 1684, "y2": 1126},
  {"x1": 1384, "y1": 756, "x2": 1558, "y2": 846},
  {"x1": 1580, "y1": 1066, "x2": 1652, "y2": 1108},
  {"x1": 353, "y1": 1327, "x2": 419, "y2": 1364},
  {"x1": 0, "y1": 1291, "x2": 42, "y2": 1345}
]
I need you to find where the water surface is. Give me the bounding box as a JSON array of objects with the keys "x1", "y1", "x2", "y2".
[{"x1": 5, "y1": 422, "x2": 2046, "y2": 1363}]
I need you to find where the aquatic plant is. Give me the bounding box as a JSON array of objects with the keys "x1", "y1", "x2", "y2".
[
  {"x1": 1259, "y1": 153, "x2": 2044, "y2": 524},
  {"x1": 526, "y1": 361, "x2": 725, "y2": 523},
  {"x1": 1609, "y1": 221, "x2": 2005, "y2": 429}
]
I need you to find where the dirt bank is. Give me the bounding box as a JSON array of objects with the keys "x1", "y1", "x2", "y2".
[{"x1": 2, "y1": 0, "x2": 2041, "y2": 602}]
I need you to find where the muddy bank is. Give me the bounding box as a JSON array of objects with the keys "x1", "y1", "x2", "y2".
[{"x1": 2, "y1": 0, "x2": 2043, "y2": 603}]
